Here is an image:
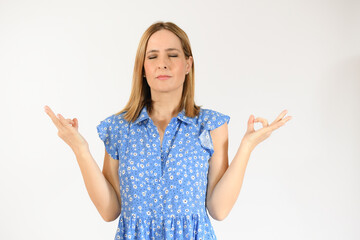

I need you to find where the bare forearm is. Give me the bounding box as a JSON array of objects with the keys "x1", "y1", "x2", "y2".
[
  {"x1": 74, "y1": 146, "x2": 120, "y2": 222},
  {"x1": 208, "y1": 143, "x2": 252, "y2": 220}
]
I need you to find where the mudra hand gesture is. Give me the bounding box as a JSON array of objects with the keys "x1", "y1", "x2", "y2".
[
  {"x1": 241, "y1": 109, "x2": 292, "y2": 152},
  {"x1": 44, "y1": 105, "x2": 89, "y2": 153}
]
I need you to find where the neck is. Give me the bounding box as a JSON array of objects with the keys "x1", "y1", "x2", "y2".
[{"x1": 148, "y1": 88, "x2": 183, "y2": 120}]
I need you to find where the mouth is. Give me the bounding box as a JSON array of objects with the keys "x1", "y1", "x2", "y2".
[{"x1": 156, "y1": 75, "x2": 171, "y2": 80}]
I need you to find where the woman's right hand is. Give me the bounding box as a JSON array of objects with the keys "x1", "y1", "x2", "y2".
[{"x1": 44, "y1": 105, "x2": 89, "y2": 154}]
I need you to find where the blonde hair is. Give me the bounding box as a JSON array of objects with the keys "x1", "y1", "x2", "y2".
[{"x1": 115, "y1": 21, "x2": 201, "y2": 122}]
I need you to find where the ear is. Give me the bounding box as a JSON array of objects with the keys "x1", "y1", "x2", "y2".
[{"x1": 186, "y1": 56, "x2": 193, "y2": 73}]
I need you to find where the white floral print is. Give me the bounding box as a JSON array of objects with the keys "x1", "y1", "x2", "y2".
[{"x1": 97, "y1": 106, "x2": 230, "y2": 240}]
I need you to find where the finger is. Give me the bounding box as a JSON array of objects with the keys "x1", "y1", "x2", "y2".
[
  {"x1": 73, "y1": 118, "x2": 78, "y2": 126},
  {"x1": 247, "y1": 114, "x2": 255, "y2": 132},
  {"x1": 270, "y1": 109, "x2": 288, "y2": 125},
  {"x1": 44, "y1": 105, "x2": 62, "y2": 129},
  {"x1": 254, "y1": 117, "x2": 268, "y2": 128},
  {"x1": 285, "y1": 115, "x2": 292, "y2": 122},
  {"x1": 277, "y1": 109, "x2": 288, "y2": 121},
  {"x1": 57, "y1": 113, "x2": 70, "y2": 127},
  {"x1": 271, "y1": 115, "x2": 292, "y2": 131},
  {"x1": 73, "y1": 118, "x2": 79, "y2": 129},
  {"x1": 65, "y1": 118, "x2": 74, "y2": 125},
  {"x1": 273, "y1": 121, "x2": 286, "y2": 130},
  {"x1": 280, "y1": 115, "x2": 293, "y2": 124}
]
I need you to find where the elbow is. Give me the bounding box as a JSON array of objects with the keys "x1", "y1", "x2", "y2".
[
  {"x1": 212, "y1": 212, "x2": 228, "y2": 221},
  {"x1": 207, "y1": 205, "x2": 228, "y2": 221},
  {"x1": 103, "y1": 218, "x2": 116, "y2": 223},
  {"x1": 102, "y1": 216, "x2": 112, "y2": 222},
  {"x1": 100, "y1": 206, "x2": 121, "y2": 222},
  {"x1": 102, "y1": 215, "x2": 113, "y2": 222},
  {"x1": 100, "y1": 211, "x2": 114, "y2": 222},
  {"x1": 101, "y1": 212, "x2": 119, "y2": 222},
  {"x1": 207, "y1": 200, "x2": 229, "y2": 221}
]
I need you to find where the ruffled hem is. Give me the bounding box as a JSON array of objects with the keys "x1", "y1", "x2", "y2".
[
  {"x1": 96, "y1": 114, "x2": 120, "y2": 161},
  {"x1": 199, "y1": 114, "x2": 230, "y2": 158},
  {"x1": 114, "y1": 212, "x2": 217, "y2": 240}
]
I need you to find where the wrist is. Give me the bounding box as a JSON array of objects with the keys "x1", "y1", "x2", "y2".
[
  {"x1": 72, "y1": 144, "x2": 90, "y2": 157},
  {"x1": 239, "y1": 140, "x2": 254, "y2": 153}
]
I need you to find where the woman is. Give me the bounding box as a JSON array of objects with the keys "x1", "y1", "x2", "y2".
[{"x1": 44, "y1": 21, "x2": 292, "y2": 240}]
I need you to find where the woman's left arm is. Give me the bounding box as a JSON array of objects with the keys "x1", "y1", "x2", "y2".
[{"x1": 206, "y1": 110, "x2": 292, "y2": 221}]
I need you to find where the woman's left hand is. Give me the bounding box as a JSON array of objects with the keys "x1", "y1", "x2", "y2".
[{"x1": 240, "y1": 109, "x2": 292, "y2": 152}]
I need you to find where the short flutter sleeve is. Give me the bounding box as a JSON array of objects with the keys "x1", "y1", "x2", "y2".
[
  {"x1": 96, "y1": 114, "x2": 121, "y2": 160},
  {"x1": 199, "y1": 109, "x2": 230, "y2": 158}
]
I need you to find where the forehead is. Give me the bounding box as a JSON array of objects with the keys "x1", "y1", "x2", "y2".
[{"x1": 146, "y1": 29, "x2": 182, "y2": 50}]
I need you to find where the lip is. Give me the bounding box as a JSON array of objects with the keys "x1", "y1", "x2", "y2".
[{"x1": 156, "y1": 75, "x2": 171, "y2": 80}]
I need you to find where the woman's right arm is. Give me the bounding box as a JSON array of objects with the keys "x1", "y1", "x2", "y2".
[
  {"x1": 44, "y1": 105, "x2": 121, "y2": 222},
  {"x1": 74, "y1": 146, "x2": 121, "y2": 222}
]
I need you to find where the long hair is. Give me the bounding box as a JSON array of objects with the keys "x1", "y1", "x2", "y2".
[{"x1": 115, "y1": 21, "x2": 201, "y2": 122}]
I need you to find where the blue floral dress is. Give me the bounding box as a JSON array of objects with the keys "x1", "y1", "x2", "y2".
[{"x1": 97, "y1": 105, "x2": 230, "y2": 240}]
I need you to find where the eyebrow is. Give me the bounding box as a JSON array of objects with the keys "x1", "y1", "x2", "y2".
[{"x1": 146, "y1": 48, "x2": 180, "y2": 55}]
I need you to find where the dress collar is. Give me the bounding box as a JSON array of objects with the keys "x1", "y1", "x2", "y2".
[{"x1": 133, "y1": 105, "x2": 197, "y2": 126}]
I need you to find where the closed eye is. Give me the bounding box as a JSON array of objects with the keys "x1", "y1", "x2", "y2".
[{"x1": 148, "y1": 55, "x2": 178, "y2": 59}]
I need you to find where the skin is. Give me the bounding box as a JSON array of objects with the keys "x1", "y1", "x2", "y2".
[
  {"x1": 205, "y1": 110, "x2": 292, "y2": 220},
  {"x1": 143, "y1": 29, "x2": 193, "y2": 146},
  {"x1": 44, "y1": 106, "x2": 85, "y2": 152},
  {"x1": 44, "y1": 105, "x2": 121, "y2": 222},
  {"x1": 43, "y1": 28, "x2": 293, "y2": 222}
]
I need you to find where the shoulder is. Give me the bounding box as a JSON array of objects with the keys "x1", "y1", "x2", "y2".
[
  {"x1": 100, "y1": 112, "x2": 128, "y2": 126},
  {"x1": 199, "y1": 107, "x2": 230, "y2": 131},
  {"x1": 97, "y1": 112, "x2": 129, "y2": 137}
]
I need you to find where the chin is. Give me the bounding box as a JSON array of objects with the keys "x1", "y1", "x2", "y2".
[
  {"x1": 153, "y1": 88, "x2": 175, "y2": 93},
  {"x1": 149, "y1": 82, "x2": 184, "y2": 94},
  {"x1": 150, "y1": 85, "x2": 180, "y2": 93}
]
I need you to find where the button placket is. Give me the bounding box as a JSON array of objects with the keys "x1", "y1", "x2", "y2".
[
  {"x1": 160, "y1": 119, "x2": 176, "y2": 180},
  {"x1": 148, "y1": 117, "x2": 176, "y2": 182}
]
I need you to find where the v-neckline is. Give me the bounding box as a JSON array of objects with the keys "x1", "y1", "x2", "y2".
[
  {"x1": 152, "y1": 120, "x2": 171, "y2": 149},
  {"x1": 147, "y1": 109, "x2": 179, "y2": 149}
]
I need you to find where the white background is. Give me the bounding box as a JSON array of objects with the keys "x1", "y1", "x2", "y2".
[{"x1": 1, "y1": 0, "x2": 359, "y2": 239}]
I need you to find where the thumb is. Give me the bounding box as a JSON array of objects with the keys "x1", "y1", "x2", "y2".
[
  {"x1": 247, "y1": 114, "x2": 255, "y2": 132},
  {"x1": 73, "y1": 118, "x2": 79, "y2": 128}
]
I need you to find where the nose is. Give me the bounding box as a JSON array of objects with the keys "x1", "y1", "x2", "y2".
[{"x1": 157, "y1": 55, "x2": 169, "y2": 69}]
